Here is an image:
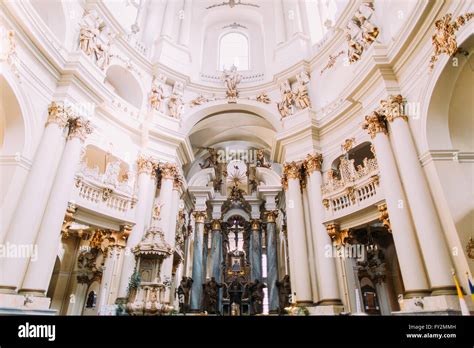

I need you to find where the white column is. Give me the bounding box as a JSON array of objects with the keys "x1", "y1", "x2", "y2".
[
  {"x1": 0, "y1": 102, "x2": 69, "y2": 292},
  {"x1": 178, "y1": 0, "x2": 192, "y2": 47},
  {"x1": 274, "y1": 0, "x2": 287, "y2": 44},
  {"x1": 161, "y1": 0, "x2": 177, "y2": 41},
  {"x1": 301, "y1": 186, "x2": 319, "y2": 303},
  {"x1": 303, "y1": 154, "x2": 342, "y2": 305},
  {"x1": 117, "y1": 156, "x2": 158, "y2": 298},
  {"x1": 19, "y1": 116, "x2": 93, "y2": 295},
  {"x1": 383, "y1": 95, "x2": 455, "y2": 294},
  {"x1": 157, "y1": 163, "x2": 178, "y2": 303},
  {"x1": 283, "y1": 162, "x2": 312, "y2": 304},
  {"x1": 362, "y1": 111, "x2": 429, "y2": 296}
]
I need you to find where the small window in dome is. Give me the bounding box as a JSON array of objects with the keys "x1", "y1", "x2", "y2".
[{"x1": 219, "y1": 32, "x2": 249, "y2": 71}]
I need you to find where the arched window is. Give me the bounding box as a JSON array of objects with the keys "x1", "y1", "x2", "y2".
[{"x1": 219, "y1": 32, "x2": 249, "y2": 71}]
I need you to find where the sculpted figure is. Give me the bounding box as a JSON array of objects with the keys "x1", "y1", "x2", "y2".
[
  {"x1": 249, "y1": 279, "x2": 266, "y2": 315},
  {"x1": 276, "y1": 275, "x2": 292, "y2": 314},
  {"x1": 177, "y1": 277, "x2": 193, "y2": 313},
  {"x1": 79, "y1": 10, "x2": 101, "y2": 56},
  {"x1": 222, "y1": 65, "x2": 242, "y2": 102}
]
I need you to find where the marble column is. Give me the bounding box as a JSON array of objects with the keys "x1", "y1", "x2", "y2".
[
  {"x1": 382, "y1": 95, "x2": 455, "y2": 294},
  {"x1": 178, "y1": 0, "x2": 192, "y2": 47},
  {"x1": 67, "y1": 276, "x2": 89, "y2": 315},
  {"x1": 250, "y1": 220, "x2": 262, "y2": 282},
  {"x1": 0, "y1": 102, "x2": 69, "y2": 292},
  {"x1": 190, "y1": 211, "x2": 206, "y2": 311},
  {"x1": 210, "y1": 220, "x2": 223, "y2": 282},
  {"x1": 264, "y1": 211, "x2": 279, "y2": 313},
  {"x1": 117, "y1": 156, "x2": 158, "y2": 299},
  {"x1": 202, "y1": 230, "x2": 209, "y2": 281},
  {"x1": 157, "y1": 163, "x2": 179, "y2": 302},
  {"x1": 282, "y1": 162, "x2": 312, "y2": 305},
  {"x1": 19, "y1": 116, "x2": 93, "y2": 295},
  {"x1": 362, "y1": 111, "x2": 429, "y2": 296},
  {"x1": 303, "y1": 153, "x2": 342, "y2": 305}
]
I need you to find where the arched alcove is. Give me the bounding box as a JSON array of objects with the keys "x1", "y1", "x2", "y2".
[{"x1": 105, "y1": 65, "x2": 144, "y2": 109}]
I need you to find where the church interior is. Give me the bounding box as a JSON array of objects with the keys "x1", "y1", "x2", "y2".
[{"x1": 0, "y1": 0, "x2": 473, "y2": 317}]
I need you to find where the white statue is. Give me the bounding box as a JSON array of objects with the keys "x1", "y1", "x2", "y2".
[
  {"x1": 79, "y1": 10, "x2": 101, "y2": 56},
  {"x1": 149, "y1": 84, "x2": 165, "y2": 111},
  {"x1": 167, "y1": 82, "x2": 184, "y2": 118},
  {"x1": 293, "y1": 72, "x2": 311, "y2": 109},
  {"x1": 277, "y1": 80, "x2": 294, "y2": 118},
  {"x1": 221, "y1": 65, "x2": 242, "y2": 103},
  {"x1": 103, "y1": 160, "x2": 121, "y2": 187}
]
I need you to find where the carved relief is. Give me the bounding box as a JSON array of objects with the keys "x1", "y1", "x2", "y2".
[
  {"x1": 221, "y1": 65, "x2": 242, "y2": 103},
  {"x1": 277, "y1": 80, "x2": 294, "y2": 119},
  {"x1": 67, "y1": 116, "x2": 93, "y2": 142},
  {"x1": 292, "y1": 71, "x2": 311, "y2": 110},
  {"x1": 167, "y1": 82, "x2": 184, "y2": 118},
  {"x1": 362, "y1": 110, "x2": 387, "y2": 139}
]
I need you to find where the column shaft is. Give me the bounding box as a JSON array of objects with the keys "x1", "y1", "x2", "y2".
[
  {"x1": 210, "y1": 221, "x2": 223, "y2": 282},
  {"x1": 0, "y1": 103, "x2": 69, "y2": 292},
  {"x1": 250, "y1": 221, "x2": 262, "y2": 282},
  {"x1": 20, "y1": 122, "x2": 92, "y2": 295},
  {"x1": 190, "y1": 212, "x2": 205, "y2": 311},
  {"x1": 265, "y1": 212, "x2": 279, "y2": 313},
  {"x1": 304, "y1": 154, "x2": 342, "y2": 305},
  {"x1": 178, "y1": 0, "x2": 192, "y2": 47},
  {"x1": 117, "y1": 157, "x2": 157, "y2": 298},
  {"x1": 389, "y1": 114, "x2": 454, "y2": 293},
  {"x1": 364, "y1": 112, "x2": 429, "y2": 295},
  {"x1": 283, "y1": 163, "x2": 312, "y2": 304}
]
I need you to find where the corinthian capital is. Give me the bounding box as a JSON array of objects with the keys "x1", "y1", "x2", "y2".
[
  {"x1": 193, "y1": 211, "x2": 207, "y2": 223},
  {"x1": 46, "y1": 101, "x2": 70, "y2": 129},
  {"x1": 160, "y1": 162, "x2": 178, "y2": 180},
  {"x1": 303, "y1": 153, "x2": 323, "y2": 175},
  {"x1": 67, "y1": 116, "x2": 93, "y2": 142},
  {"x1": 381, "y1": 95, "x2": 408, "y2": 123},
  {"x1": 362, "y1": 110, "x2": 387, "y2": 139},
  {"x1": 136, "y1": 155, "x2": 158, "y2": 176},
  {"x1": 283, "y1": 161, "x2": 301, "y2": 180}
]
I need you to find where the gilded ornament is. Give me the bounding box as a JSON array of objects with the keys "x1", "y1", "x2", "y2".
[
  {"x1": 46, "y1": 101, "x2": 70, "y2": 129},
  {"x1": 362, "y1": 110, "x2": 387, "y2": 139},
  {"x1": 303, "y1": 153, "x2": 323, "y2": 175},
  {"x1": 381, "y1": 95, "x2": 408, "y2": 123},
  {"x1": 193, "y1": 211, "x2": 207, "y2": 223},
  {"x1": 378, "y1": 203, "x2": 391, "y2": 232},
  {"x1": 67, "y1": 116, "x2": 93, "y2": 142}
]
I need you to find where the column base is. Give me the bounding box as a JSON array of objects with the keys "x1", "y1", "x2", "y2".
[
  {"x1": 308, "y1": 304, "x2": 345, "y2": 315},
  {"x1": 0, "y1": 293, "x2": 54, "y2": 314},
  {"x1": 396, "y1": 294, "x2": 471, "y2": 314},
  {"x1": 430, "y1": 286, "x2": 457, "y2": 296},
  {"x1": 18, "y1": 289, "x2": 46, "y2": 297},
  {"x1": 404, "y1": 289, "x2": 431, "y2": 298},
  {"x1": 316, "y1": 298, "x2": 343, "y2": 306}
]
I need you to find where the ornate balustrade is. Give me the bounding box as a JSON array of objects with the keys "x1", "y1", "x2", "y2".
[
  {"x1": 321, "y1": 157, "x2": 382, "y2": 219},
  {"x1": 71, "y1": 163, "x2": 137, "y2": 221}
]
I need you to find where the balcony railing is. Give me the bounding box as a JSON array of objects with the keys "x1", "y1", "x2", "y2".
[
  {"x1": 321, "y1": 157, "x2": 381, "y2": 218},
  {"x1": 71, "y1": 163, "x2": 137, "y2": 221}
]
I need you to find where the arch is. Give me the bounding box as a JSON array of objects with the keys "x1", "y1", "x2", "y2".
[
  {"x1": 187, "y1": 168, "x2": 216, "y2": 187},
  {"x1": 255, "y1": 167, "x2": 281, "y2": 186},
  {"x1": 105, "y1": 65, "x2": 144, "y2": 109},
  {"x1": 421, "y1": 31, "x2": 474, "y2": 153},
  {"x1": 218, "y1": 31, "x2": 249, "y2": 71},
  {"x1": 30, "y1": 0, "x2": 67, "y2": 45},
  {"x1": 181, "y1": 100, "x2": 282, "y2": 135},
  {"x1": 223, "y1": 208, "x2": 249, "y2": 222}
]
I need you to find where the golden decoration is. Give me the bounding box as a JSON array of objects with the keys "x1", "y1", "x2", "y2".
[
  {"x1": 429, "y1": 13, "x2": 474, "y2": 72},
  {"x1": 159, "y1": 162, "x2": 178, "y2": 180},
  {"x1": 46, "y1": 101, "x2": 71, "y2": 129},
  {"x1": 303, "y1": 153, "x2": 323, "y2": 175},
  {"x1": 381, "y1": 95, "x2": 408, "y2": 123},
  {"x1": 263, "y1": 210, "x2": 278, "y2": 223},
  {"x1": 61, "y1": 203, "x2": 77, "y2": 237},
  {"x1": 211, "y1": 220, "x2": 221, "y2": 230},
  {"x1": 255, "y1": 92, "x2": 271, "y2": 104},
  {"x1": 137, "y1": 155, "x2": 158, "y2": 176},
  {"x1": 341, "y1": 138, "x2": 356, "y2": 153},
  {"x1": 326, "y1": 224, "x2": 350, "y2": 246},
  {"x1": 362, "y1": 110, "x2": 387, "y2": 139},
  {"x1": 193, "y1": 211, "x2": 207, "y2": 223},
  {"x1": 321, "y1": 50, "x2": 345, "y2": 75},
  {"x1": 322, "y1": 199, "x2": 330, "y2": 210},
  {"x1": 251, "y1": 220, "x2": 260, "y2": 230},
  {"x1": 378, "y1": 203, "x2": 391, "y2": 232},
  {"x1": 283, "y1": 162, "x2": 301, "y2": 180},
  {"x1": 67, "y1": 116, "x2": 93, "y2": 142}
]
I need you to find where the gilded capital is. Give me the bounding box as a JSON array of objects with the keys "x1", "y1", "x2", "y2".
[
  {"x1": 381, "y1": 94, "x2": 408, "y2": 123},
  {"x1": 160, "y1": 162, "x2": 178, "y2": 180},
  {"x1": 263, "y1": 210, "x2": 278, "y2": 223},
  {"x1": 193, "y1": 211, "x2": 207, "y2": 223},
  {"x1": 362, "y1": 110, "x2": 388, "y2": 139},
  {"x1": 251, "y1": 220, "x2": 260, "y2": 230},
  {"x1": 67, "y1": 116, "x2": 93, "y2": 142},
  {"x1": 211, "y1": 220, "x2": 221, "y2": 230},
  {"x1": 173, "y1": 174, "x2": 184, "y2": 191},
  {"x1": 303, "y1": 153, "x2": 323, "y2": 175},
  {"x1": 283, "y1": 161, "x2": 301, "y2": 180},
  {"x1": 137, "y1": 155, "x2": 158, "y2": 176},
  {"x1": 46, "y1": 101, "x2": 70, "y2": 129}
]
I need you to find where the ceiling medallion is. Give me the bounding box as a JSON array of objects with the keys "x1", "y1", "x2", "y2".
[{"x1": 206, "y1": 0, "x2": 259, "y2": 10}]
